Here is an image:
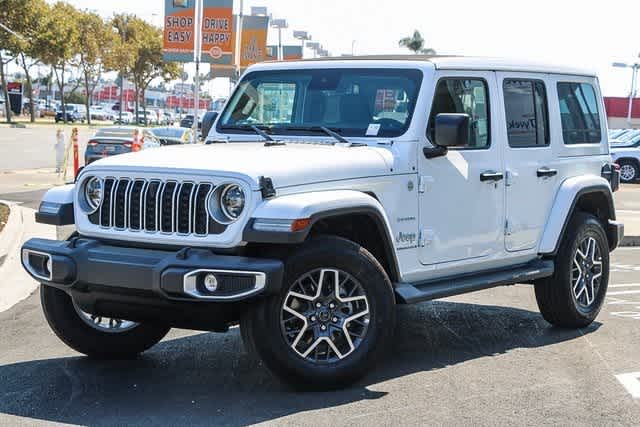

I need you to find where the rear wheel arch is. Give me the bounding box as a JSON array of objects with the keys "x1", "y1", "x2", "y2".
[{"x1": 552, "y1": 185, "x2": 616, "y2": 254}]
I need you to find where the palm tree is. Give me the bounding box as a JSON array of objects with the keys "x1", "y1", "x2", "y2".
[{"x1": 399, "y1": 30, "x2": 436, "y2": 55}]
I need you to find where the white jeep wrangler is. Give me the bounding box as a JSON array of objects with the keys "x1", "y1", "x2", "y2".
[{"x1": 22, "y1": 56, "x2": 623, "y2": 389}]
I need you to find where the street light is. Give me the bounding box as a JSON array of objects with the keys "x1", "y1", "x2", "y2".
[
  {"x1": 270, "y1": 19, "x2": 288, "y2": 61},
  {"x1": 306, "y1": 42, "x2": 321, "y2": 59},
  {"x1": 293, "y1": 31, "x2": 311, "y2": 59},
  {"x1": 613, "y1": 60, "x2": 640, "y2": 126},
  {"x1": 251, "y1": 6, "x2": 267, "y2": 16}
]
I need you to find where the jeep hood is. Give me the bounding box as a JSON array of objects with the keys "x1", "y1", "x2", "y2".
[{"x1": 89, "y1": 142, "x2": 394, "y2": 189}]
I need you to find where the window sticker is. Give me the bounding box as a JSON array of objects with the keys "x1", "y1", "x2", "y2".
[{"x1": 366, "y1": 123, "x2": 381, "y2": 136}]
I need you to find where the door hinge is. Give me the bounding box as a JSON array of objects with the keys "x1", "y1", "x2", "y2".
[
  {"x1": 418, "y1": 176, "x2": 433, "y2": 193},
  {"x1": 504, "y1": 170, "x2": 513, "y2": 187},
  {"x1": 504, "y1": 220, "x2": 513, "y2": 236},
  {"x1": 418, "y1": 229, "x2": 433, "y2": 247}
]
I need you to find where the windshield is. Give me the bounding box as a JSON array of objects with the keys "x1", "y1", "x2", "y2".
[
  {"x1": 219, "y1": 68, "x2": 423, "y2": 138},
  {"x1": 151, "y1": 128, "x2": 187, "y2": 139}
]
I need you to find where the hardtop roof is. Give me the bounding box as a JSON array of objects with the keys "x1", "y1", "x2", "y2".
[{"x1": 261, "y1": 55, "x2": 596, "y2": 77}]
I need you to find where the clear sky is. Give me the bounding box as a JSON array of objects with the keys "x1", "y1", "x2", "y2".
[{"x1": 54, "y1": 0, "x2": 640, "y2": 97}]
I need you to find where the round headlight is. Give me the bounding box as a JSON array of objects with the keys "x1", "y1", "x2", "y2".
[
  {"x1": 84, "y1": 177, "x2": 103, "y2": 212},
  {"x1": 220, "y1": 184, "x2": 245, "y2": 220}
]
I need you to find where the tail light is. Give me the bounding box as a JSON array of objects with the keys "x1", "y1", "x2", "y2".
[
  {"x1": 123, "y1": 141, "x2": 133, "y2": 148},
  {"x1": 88, "y1": 140, "x2": 98, "y2": 146}
]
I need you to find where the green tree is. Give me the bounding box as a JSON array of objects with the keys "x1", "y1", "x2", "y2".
[
  {"x1": 76, "y1": 11, "x2": 115, "y2": 124},
  {"x1": 399, "y1": 30, "x2": 436, "y2": 55},
  {"x1": 32, "y1": 1, "x2": 81, "y2": 124},
  {"x1": 105, "y1": 14, "x2": 137, "y2": 121},
  {"x1": 0, "y1": 0, "x2": 48, "y2": 122},
  {"x1": 126, "y1": 18, "x2": 180, "y2": 123}
]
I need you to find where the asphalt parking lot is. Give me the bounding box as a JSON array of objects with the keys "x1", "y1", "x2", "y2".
[{"x1": 0, "y1": 247, "x2": 639, "y2": 426}]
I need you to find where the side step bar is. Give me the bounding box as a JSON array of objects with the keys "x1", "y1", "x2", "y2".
[{"x1": 394, "y1": 259, "x2": 554, "y2": 304}]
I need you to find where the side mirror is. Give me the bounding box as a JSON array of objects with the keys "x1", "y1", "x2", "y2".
[
  {"x1": 201, "y1": 111, "x2": 219, "y2": 139},
  {"x1": 434, "y1": 113, "x2": 470, "y2": 147}
]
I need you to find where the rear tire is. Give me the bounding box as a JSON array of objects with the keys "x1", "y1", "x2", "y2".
[
  {"x1": 241, "y1": 236, "x2": 395, "y2": 389},
  {"x1": 41, "y1": 285, "x2": 171, "y2": 359},
  {"x1": 534, "y1": 212, "x2": 609, "y2": 328}
]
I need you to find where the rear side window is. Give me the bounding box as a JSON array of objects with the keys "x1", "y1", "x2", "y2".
[
  {"x1": 557, "y1": 82, "x2": 601, "y2": 144},
  {"x1": 503, "y1": 79, "x2": 549, "y2": 148},
  {"x1": 428, "y1": 78, "x2": 490, "y2": 149}
]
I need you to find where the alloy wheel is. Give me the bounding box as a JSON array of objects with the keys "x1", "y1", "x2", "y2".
[
  {"x1": 571, "y1": 236, "x2": 603, "y2": 309},
  {"x1": 280, "y1": 268, "x2": 370, "y2": 363},
  {"x1": 619, "y1": 164, "x2": 636, "y2": 182},
  {"x1": 73, "y1": 302, "x2": 139, "y2": 333}
]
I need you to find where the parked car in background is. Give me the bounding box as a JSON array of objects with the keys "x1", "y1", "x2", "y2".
[
  {"x1": 84, "y1": 127, "x2": 160, "y2": 165},
  {"x1": 179, "y1": 114, "x2": 202, "y2": 130},
  {"x1": 610, "y1": 130, "x2": 640, "y2": 182},
  {"x1": 163, "y1": 111, "x2": 176, "y2": 125},
  {"x1": 113, "y1": 111, "x2": 134, "y2": 125},
  {"x1": 148, "y1": 127, "x2": 193, "y2": 145},
  {"x1": 135, "y1": 110, "x2": 158, "y2": 126},
  {"x1": 89, "y1": 106, "x2": 115, "y2": 121},
  {"x1": 55, "y1": 105, "x2": 85, "y2": 123}
]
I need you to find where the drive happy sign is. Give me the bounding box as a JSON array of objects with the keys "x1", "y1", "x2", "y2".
[{"x1": 163, "y1": 0, "x2": 233, "y2": 63}]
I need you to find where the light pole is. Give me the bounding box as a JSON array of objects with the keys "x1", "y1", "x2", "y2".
[
  {"x1": 270, "y1": 19, "x2": 288, "y2": 61},
  {"x1": 307, "y1": 42, "x2": 320, "y2": 59},
  {"x1": 293, "y1": 31, "x2": 311, "y2": 59},
  {"x1": 351, "y1": 40, "x2": 356, "y2": 56},
  {"x1": 613, "y1": 60, "x2": 640, "y2": 126}
]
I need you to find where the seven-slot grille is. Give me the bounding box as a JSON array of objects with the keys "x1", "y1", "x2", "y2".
[{"x1": 88, "y1": 177, "x2": 226, "y2": 236}]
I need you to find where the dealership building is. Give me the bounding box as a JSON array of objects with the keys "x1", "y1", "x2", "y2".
[{"x1": 604, "y1": 97, "x2": 640, "y2": 129}]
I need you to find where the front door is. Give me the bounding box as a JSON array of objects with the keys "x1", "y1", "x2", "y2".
[
  {"x1": 496, "y1": 72, "x2": 557, "y2": 252},
  {"x1": 419, "y1": 71, "x2": 505, "y2": 266}
]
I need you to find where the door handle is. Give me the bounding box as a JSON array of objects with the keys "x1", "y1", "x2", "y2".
[
  {"x1": 537, "y1": 167, "x2": 558, "y2": 178},
  {"x1": 480, "y1": 171, "x2": 504, "y2": 182}
]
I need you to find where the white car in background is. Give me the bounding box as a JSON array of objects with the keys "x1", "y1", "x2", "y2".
[{"x1": 610, "y1": 129, "x2": 640, "y2": 182}]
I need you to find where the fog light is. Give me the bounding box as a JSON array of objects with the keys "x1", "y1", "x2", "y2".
[{"x1": 203, "y1": 274, "x2": 218, "y2": 292}]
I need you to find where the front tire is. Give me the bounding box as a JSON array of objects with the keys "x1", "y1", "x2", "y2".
[
  {"x1": 618, "y1": 159, "x2": 639, "y2": 183},
  {"x1": 241, "y1": 236, "x2": 396, "y2": 389},
  {"x1": 41, "y1": 285, "x2": 171, "y2": 358},
  {"x1": 535, "y1": 212, "x2": 609, "y2": 328}
]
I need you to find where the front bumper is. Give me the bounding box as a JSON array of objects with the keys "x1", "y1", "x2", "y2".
[{"x1": 21, "y1": 237, "x2": 284, "y2": 330}]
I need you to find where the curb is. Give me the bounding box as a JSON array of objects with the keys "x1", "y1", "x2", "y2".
[
  {"x1": 621, "y1": 236, "x2": 640, "y2": 247},
  {"x1": 0, "y1": 201, "x2": 22, "y2": 266},
  {"x1": 0, "y1": 203, "x2": 55, "y2": 313}
]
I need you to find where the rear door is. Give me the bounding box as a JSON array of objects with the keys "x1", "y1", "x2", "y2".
[{"x1": 497, "y1": 72, "x2": 558, "y2": 251}]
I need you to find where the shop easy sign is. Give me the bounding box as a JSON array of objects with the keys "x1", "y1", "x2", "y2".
[{"x1": 163, "y1": 0, "x2": 233, "y2": 63}]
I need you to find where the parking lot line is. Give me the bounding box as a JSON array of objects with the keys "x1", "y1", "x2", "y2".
[
  {"x1": 607, "y1": 290, "x2": 640, "y2": 296},
  {"x1": 615, "y1": 372, "x2": 640, "y2": 399},
  {"x1": 610, "y1": 283, "x2": 640, "y2": 288}
]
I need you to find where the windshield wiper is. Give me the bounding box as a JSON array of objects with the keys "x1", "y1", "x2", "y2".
[
  {"x1": 219, "y1": 124, "x2": 284, "y2": 145},
  {"x1": 279, "y1": 126, "x2": 351, "y2": 144}
]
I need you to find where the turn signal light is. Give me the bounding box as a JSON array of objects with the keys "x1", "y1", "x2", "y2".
[{"x1": 291, "y1": 218, "x2": 311, "y2": 232}]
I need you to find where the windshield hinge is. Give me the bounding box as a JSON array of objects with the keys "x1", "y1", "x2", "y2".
[{"x1": 259, "y1": 176, "x2": 276, "y2": 199}]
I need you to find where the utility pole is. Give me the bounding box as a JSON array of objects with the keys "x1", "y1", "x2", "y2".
[
  {"x1": 234, "y1": 0, "x2": 244, "y2": 83},
  {"x1": 192, "y1": 0, "x2": 204, "y2": 144},
  {"x1": 118, "y1": 17, "x2": 129, "y2": 124}
]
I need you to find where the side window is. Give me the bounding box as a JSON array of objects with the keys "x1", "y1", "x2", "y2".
[
  {"x1": 503, "y1": 79, "x2": 549, "y2": 148},
  {"x1": 557, "y1": 82, "x2": 601, "y2": 144},
  {"x1": 428, "y1": 78, "x2": 490, "y2": 148}
]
